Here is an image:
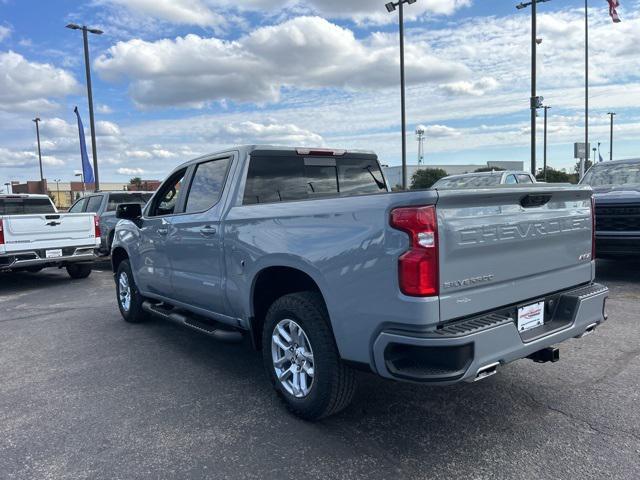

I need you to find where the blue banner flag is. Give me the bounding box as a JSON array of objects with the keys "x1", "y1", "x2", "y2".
[{"x1": 73, "y1": 106, "x2": 95, "y2": 184}]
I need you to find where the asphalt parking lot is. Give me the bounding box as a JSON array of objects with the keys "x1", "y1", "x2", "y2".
[{"x1": 1, "y1": 260, "x2": 639, "y2": 480}]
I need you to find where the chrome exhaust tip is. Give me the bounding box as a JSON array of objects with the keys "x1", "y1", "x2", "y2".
[
  {"x1": 576, "y1": 323, "x2": 597, "y2": 339},
  {"x1": 474, "y1": 362, "x2": 500, "y2": 381}
]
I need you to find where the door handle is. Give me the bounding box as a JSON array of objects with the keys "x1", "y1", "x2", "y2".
[
  {"x1": 200, "y1": 225, "x2": 217, "y2": 236},
  {"x1": 157, "y1": 227, "x2": 169, "y2": 235}
]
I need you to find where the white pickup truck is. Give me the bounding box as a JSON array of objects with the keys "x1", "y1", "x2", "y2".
[{"x1": 0, "y1": 194, "x2": 100, "y2": 278}]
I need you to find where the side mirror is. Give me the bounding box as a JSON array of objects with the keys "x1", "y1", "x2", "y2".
[{"x1": 116, "y1": 203, "x2": 142, "y2": 221}]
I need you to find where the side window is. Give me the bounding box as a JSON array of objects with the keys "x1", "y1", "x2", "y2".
[
  {"x1": 244, "y1": 156, "x2": 307, "y2": 205},
  {"x1": 69, "y1": 198, "x2": 87, "y2": 213},
  {"x1": 149, "y1": 169, "x2": 187, "y2": 217},
  {"x1": 517, "y1": 174, "x2": 533, "y2": 184},
  {"x1": 505, "y1": 175, "x2": 518, "y2": 185},
  {"x1": 85, "y1": 195, "x2": 103, "y2": 213},
  {"x1": 185, "y1": 158, "x2": 231, "y2": 213}
]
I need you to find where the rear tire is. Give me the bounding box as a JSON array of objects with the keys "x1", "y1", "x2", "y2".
[
  {"x1": 262, "y1": 292, "x2": 356, "y2": 421},
  {"x1": 116, "y1": 260, "x2": 147, "y2": 323},
  {"x1": 66, "y1": 263, "x2": 92, "y2": 279}
]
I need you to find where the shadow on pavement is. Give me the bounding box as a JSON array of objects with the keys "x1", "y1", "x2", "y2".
[{"x1": 596, "y1": 258, "x2": 640, "y2": 284}]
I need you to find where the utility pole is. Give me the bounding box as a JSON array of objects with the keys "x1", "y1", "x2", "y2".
[
  {"x1": 386, "y1": 0, "x2": 418, "y2": 190},
  {"x1": 33, "y1": 117, "x2": 43, "y2": 181},
  {"x1": 66, "y1": 23, "x2": 103, "y2": 191},
  {"x1": 607, "y1": 112, "x2": 616, "y2": 161},
  {"x1": 543, "y1": 106, "x2": 551, "y2": 182},
  {"x1": 516, "y1": 0, "x2": 550, "y2": 175}
]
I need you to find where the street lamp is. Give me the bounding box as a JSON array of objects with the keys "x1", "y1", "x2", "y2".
[
  {"x1": 33, "y1": 117, "x2": 43, "y2": 181},
  {"x1": 385, "y1": 0, "x2": 418, "y2": 190},
  {"x1": 75, "y1": 172, "x2": 86, "y2": 195},
  {"x1": 516, "y1": 0, "x2": 551, "y2": 175},
  {"x1": 3, "y1": 183, "x2": 10, "y2": 194},
  {"x1": 607, "y1": 112, "x2": 616, "y2": 161},
  {"x1": 66, "y1": 23, "x2": 103, "y2": 191}
]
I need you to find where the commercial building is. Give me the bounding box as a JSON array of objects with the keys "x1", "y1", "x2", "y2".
[
  {"x1": 9, "y1": 179, "x2": 160, "y2": 210},
  {"x1": 382, "y1": 161, "x2": 525, "y2": 189}
]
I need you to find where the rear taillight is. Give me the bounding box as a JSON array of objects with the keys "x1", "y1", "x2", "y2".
[
  {"x1": 591, "y1": 196, "x2": 596, "y2": 260},
  {"x1": 0, "y1": 219, "x2": 4, "y2": 245},
  {"x1": 94, "y1": 215, "x2": 101, "y2": 239},
  {"x1": 390, "y1": 205, "x2": 439, "y2": 297}
]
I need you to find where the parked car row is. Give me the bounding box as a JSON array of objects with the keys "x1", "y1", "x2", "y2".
[
  {"x1": 0, "y1": 191, "x2": 154, "y2": 278},
  {"x1": 109, "y1": 146, "x2": 608, "y2": 420}
]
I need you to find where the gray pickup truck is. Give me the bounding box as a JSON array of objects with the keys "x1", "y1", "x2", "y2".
[{"x1": 111, "y1": 146, "x2": 608, "y2": 420}]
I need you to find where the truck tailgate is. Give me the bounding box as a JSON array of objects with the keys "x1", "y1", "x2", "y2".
[
  {"x1": 436, "y1": 185, "x2": 593, "y2": 321},
  {"x1": 1, "y1": 213, "x2": 97, "y2": 252}
]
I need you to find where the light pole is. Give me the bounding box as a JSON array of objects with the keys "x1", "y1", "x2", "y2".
[
  {"x1": 3, "y1": 183, "x2": 10, "y2": 194},
  {"x1": 543, "y1": 105, "x2": 551, "y2": 182},
  {"x1": 66, "y1": 23, "x2": 103, "y2": 191},
  {"x1": 516, "y1": 0, "x2": 550, "y2": 175},
  {"x1": 75, "y1": 172, "x2": 85, "y2": 195},
  {"x1": 416, "y1": 125, "x2": 426, "y2": 166},
  {"x1": 607, "y1": 112, "x2": 616, "y2": 161},
  {"x1": 54, "y1": 179, "x2": 61, "y2": 209},
  {"x1": 386, "y1": 0, "x2": 418, "y2": 190},
  {"x1": 584, "y1": 0, "x2": 589, "y2": 175},
  {"x1": 33, "y1": 117, "x2": 43, "y2": 181}
]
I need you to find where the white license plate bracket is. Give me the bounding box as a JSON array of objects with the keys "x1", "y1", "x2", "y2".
[{"x1": 517, "y1": 301, "x2": 545, "y2": 333}]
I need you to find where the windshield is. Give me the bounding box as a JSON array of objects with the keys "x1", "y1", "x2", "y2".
[
  {"x1": 434, "y1": 174, "x2": 502, "y2": 189},
  {"x1": 581, "y1": 162, "x2": 640, "y2": 187},
  {"x1": 0, "y1": 197, "x2": 56, "y2": 215}
]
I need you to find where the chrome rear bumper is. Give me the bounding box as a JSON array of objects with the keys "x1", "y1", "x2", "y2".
[{"x1": 0, "y1": 247, "x2": 97, "y2": 271}]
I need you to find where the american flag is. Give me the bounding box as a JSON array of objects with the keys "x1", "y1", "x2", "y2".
[{"x1": 608, "y1": 0, "x2": 621, "y2": 23}]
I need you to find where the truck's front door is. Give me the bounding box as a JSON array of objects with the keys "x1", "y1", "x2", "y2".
[
  {"x1": 135, "y1": 168, "x2": 188, "y2": 297},
  {"x1": 166, "y1": 155, "x2": 233, "y2": 316}
]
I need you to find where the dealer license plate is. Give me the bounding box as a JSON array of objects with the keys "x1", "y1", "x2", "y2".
[
  {"x1": 517, "y1": 301, "x2": 544, "y2": 332},
  {"x1": 46, "y1": 249, "x2": 63, "y2": 259}
]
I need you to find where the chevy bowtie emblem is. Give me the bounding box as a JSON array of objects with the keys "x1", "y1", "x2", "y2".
[{"x1": 46, "y1": 221, "x2": 61, "y2": 227}]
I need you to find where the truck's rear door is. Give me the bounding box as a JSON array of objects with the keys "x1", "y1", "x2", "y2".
[{"x1": 436, "y1": 185, "x2": 594, "y2": 321}]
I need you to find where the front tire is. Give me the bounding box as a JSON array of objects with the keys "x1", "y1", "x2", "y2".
[
  {"x1": 66, "y1": 263, "x2": 92, "y2": 279},
  {"x1": 262, "y1": 292, "x2": 356, "y2": 421},
  {"x1": 116, "y1": 260, "x2": 147, "y2": 323}
]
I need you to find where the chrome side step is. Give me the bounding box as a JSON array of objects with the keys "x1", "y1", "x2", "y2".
[{"x1": 142, "y1": 301, "x2": 243, "y2": 343}]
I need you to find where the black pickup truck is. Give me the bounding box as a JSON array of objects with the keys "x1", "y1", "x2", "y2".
[{"x1": 581, "y1": 158, "x2": 640, "y2": 258}]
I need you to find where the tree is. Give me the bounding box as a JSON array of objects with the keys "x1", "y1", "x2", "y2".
[
  {"x1": 536, "y1": 167, "x2": 575, "y2": 184},
  {"x1": 573, "y1": 159, "x2": 593, "y2": 175},
  {"x1": 410, "y1": 168, "x2": 449, "y2": 190},
  {"x1": 474, "y1": 167, "x2": 505, "y2": 173},
  {"x1": 129, "y1": 177, "x2": 143, "y2": 191}
]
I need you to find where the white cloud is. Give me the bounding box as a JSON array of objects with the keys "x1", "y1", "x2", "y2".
[
  {"x1": 125, "y1": 150, "x2": 153, "y2": 159},
  {"x1": 212, "y1": 120, "x2": 323, "y2": 145},
  {"x1": 97, "y1": 104, "x2": 113, "y2": 114},
  {"x1": 0, "y1": 147, "x2": 65, "y2": 168},
  {"x1": 102, "y1": 0, "x2": 470, "y2": 27},
  {"x1": 0, "y1": 51, "x2": 79, "y2": 112},
  {"x1": 95, "y1": 16, "x2": 468, "y2": 108},
  {"x1": 440, "y1": 77, "x2": 499, "y2": 97},
  {"x1": 104, "y1": 0, "x2": 226, "y2": 28},
  {"x1": 0, "y1": 25, "x2": 11, "y2": 42},
  {"x1": 117, "y1": 167, "x2": 146, "y2": 175}
]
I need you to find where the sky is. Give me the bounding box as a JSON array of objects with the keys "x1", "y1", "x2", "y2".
[{"x1": 1, "y1": 0, "x2": 639, "y2": 188}]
